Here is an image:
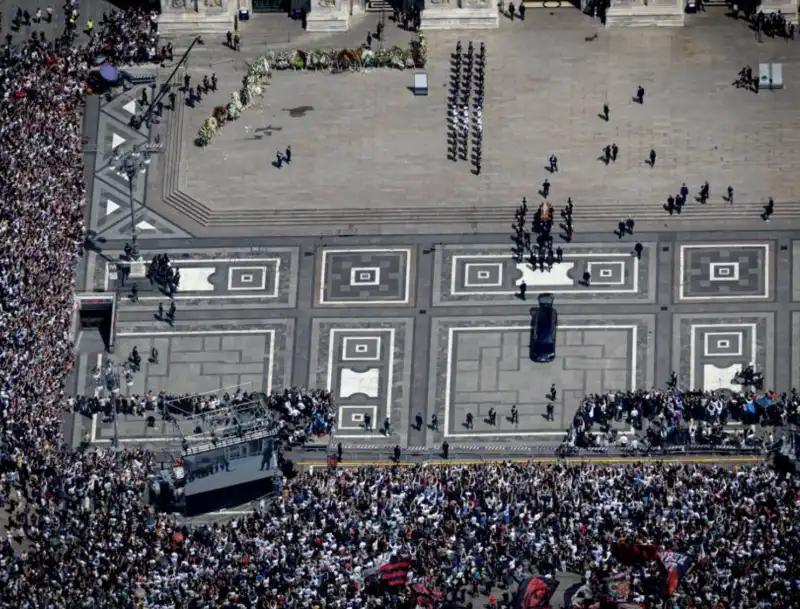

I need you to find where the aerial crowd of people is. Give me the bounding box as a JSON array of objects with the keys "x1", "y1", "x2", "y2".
[{"x1": 566, "y1": 386, "x2": 794, "y2": 452}]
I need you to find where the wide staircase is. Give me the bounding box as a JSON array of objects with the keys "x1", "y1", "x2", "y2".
[
  {"x1": 366, "y1": 0, "x2": 394, "y2": 12},
  {"x1": 519, "y1": 0, "x2": 578, "y2": 8},
  {"x1": 159, "y1": 77, "x2": 800, "y2": 232}
]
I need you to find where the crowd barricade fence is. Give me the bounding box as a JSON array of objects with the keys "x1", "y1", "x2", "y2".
[{"x1": 324, "y1": 442, "x2": 766, "y2": 464}]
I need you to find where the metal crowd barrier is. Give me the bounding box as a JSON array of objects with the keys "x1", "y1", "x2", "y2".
[{"x1": 321, "y1": 443, "x2": 765, "y2": 463}]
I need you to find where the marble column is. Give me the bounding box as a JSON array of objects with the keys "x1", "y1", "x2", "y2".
[
  {"x1": 158, "y1": 0, "x2": 234, "y2": 35},
  {"x1": 605, "y1": 0, "x2": 684, "y2": 27},
  {"x1": 420, "y1": 0, "x2": 499, "y2": 30},
  {"x1": 305, "y1": 0, "x2": 351, "y2": 31}
]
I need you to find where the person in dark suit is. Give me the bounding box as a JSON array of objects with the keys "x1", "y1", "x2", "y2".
[{"x1": 260, "y1": 441, "x2": 274, "y2": 471}]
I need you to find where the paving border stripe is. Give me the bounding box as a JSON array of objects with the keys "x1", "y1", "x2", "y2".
[
  {"x1": 298, "y1": 456, "x2": 764, "y2": 467},
  {"x1": 154, "y1": 203, "x2": 800, "y2": 228},
  {"x1": 162, "y1": 93, "x2": 212, "y2": 226}
]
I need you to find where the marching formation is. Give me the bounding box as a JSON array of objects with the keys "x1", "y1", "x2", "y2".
[{"x1": 447, "y1": 41, "x2": 486, "y2": 175}]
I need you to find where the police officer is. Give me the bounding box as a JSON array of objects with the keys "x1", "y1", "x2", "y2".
[
  {"x1": 131, "y1": 346, "x2": 141, "y2": 370},
  {"x1": 393, "y1": 445, "x2": 401, "y2": 462},
  {"x1": 668, "y1": 370, "x2": 678, "y2": 388}
]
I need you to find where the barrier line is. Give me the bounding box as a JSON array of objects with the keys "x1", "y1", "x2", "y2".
[{"x1": 298, "y1": 456, "x2": 765, "y2": 467}]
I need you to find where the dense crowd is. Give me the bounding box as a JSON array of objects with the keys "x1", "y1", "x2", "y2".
[
  {"x1": 66, "y1": 387, "x2": 335, "y2": 446},
  {"x1": 567, "y1": 388, "x2": 795, "y2": 450},
  {"x1": 68, "y1": 387, "x2": 264, "y2": 418},
  {"x1": 0, "y1": 6, "x2": 157, "y2": 431},
  {"x1": 3, "y1": 460, "x2": 800, "y2": 609},
  {"x1": 90, "y1": 8, "x2": 160, "y2": 65}
]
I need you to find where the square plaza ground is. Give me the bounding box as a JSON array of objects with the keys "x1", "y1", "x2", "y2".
[
  {"x1": 153, "y1": 12, "x2": 800, "y2": 236},
  {"x1": 428, "y1": 315, "x2": 654, "y2": 440},
  {"x1": 73, "y1": 238, "x2": 797, "y2": 449}
]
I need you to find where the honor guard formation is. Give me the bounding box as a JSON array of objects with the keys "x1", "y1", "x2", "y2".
[{"x1": 447, "y1": 40, "x2": 485, "y2": 175}]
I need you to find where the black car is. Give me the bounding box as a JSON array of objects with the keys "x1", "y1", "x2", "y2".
[{"x1": 530, "y1": 293, "x2": 558, "y2": 362}]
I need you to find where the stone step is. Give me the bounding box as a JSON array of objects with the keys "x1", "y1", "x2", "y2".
[
  {"x1": 164, "y1": 190, "x2": 213, "y2": 225},
  {"x1": 158, "y1": 12, "x2": 234, "y2": 37},
  {"x1": 366, "y1": 0, "x2": 393, "y2": 11},
  {"x1": 168, "y1": 200, "x2": 799, "y2": 227},
  {"x1": 521, "y1": 0, "x2": 577, "y2": 7}
]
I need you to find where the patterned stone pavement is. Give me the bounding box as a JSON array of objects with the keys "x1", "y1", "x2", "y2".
[
  {"x1": 73, "y1": 236, "x2": 798, "y2": 451},
  {"x1": 433, "y1": 243, "x2": 656, "y2": 306},
  {"x1": 71, "y1": 15, "x2": 800, "y2": 453},
  {"x1": 427, "y1": 315, "x2": 654, "y2": 443},
  {"x1": 139, "y1": 13, "x2": 800, "y2": 237}
]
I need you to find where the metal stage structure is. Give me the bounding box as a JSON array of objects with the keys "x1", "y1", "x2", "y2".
[
  {"x1": 169, "y1": 390, "x2": 279, "y2": 455},
  {"x1": 152, "y1": 387, "x2": 283, "y2": 516}
]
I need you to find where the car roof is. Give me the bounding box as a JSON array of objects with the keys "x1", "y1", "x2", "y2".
[{"x1": 537, "y1": 293, "x2": 555, "y2": 306}]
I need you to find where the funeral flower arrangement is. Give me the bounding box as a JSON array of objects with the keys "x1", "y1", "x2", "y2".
[
  {"x1": 196, "y1": 58, "x2": 272, "y2": 147},
  {"x1": 197, "y1": 117, "x2": 219, "y2": 147},
  {"x1": 262, "y1": 33, "x2": 427, "y2": 71},
  {"x1": 196, "y1": 35, "x2": 426, "y2": 146}
]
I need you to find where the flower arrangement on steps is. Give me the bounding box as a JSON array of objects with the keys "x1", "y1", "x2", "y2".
[{"x1": 196, "y1": 34, "x2": 427, "y2": 147}]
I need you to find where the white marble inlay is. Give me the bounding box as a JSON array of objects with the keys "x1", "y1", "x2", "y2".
[
  {"x1": 515, "y1": 261, "x2": 575, "y2": 287},
  {"x1": 339, "y1": 368, "x2": 380, "y2": 399},
  {"x1": 701, "y1": 363, "x2": 740, "y2": 392},
  {"x1": 179, "y1": 267, "x2": 216, "y2": 292}
]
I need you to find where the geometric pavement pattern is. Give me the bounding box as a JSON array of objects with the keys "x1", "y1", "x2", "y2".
[
  {"x1": 73, "y1": 239, "x2": 796, "y2": 451},
  {"x1": 72, "y1": 24, "x2": 800, "y2": 454}
]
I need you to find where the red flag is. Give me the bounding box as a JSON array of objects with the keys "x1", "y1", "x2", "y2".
[
  {"x1": 613, "y1": 542, "x2": 661, "y2": 565},
  {"x1": 514, "y1": 576, "x2": 559, "y2": 609},
  {"x1": 377, "y1": 556, "x2": 411, "y2": 587}
]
